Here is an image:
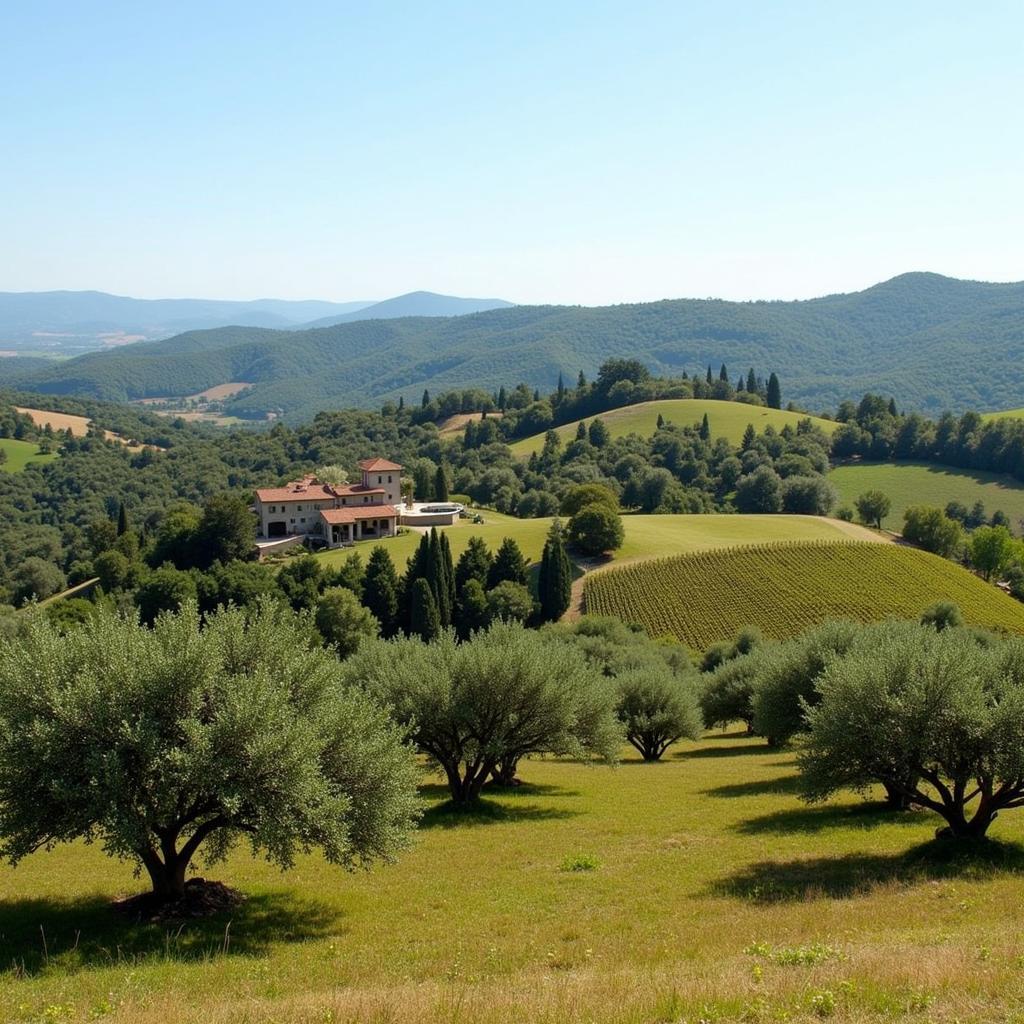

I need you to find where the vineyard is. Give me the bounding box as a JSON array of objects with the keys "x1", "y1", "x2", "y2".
[{"x1": 584, "y1": 540, "x2": 1024, "y2": 649}]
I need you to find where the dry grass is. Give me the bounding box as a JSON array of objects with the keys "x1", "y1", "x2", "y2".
[
  {"x1": 4, "y1": 732, "x2": 1024, "y2": 1023},
  {"x1": 13, "y1": 406, "x2": 162, "y2": 452}
]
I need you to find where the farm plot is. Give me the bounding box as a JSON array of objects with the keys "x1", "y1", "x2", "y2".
[{"x1": 584, "y1": 540, "x2": 1024, "y2": 649}]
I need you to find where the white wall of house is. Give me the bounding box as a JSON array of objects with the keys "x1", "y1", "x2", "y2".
[{"x1": 256, "y1": 498, "x2": 330, "y2": 539}]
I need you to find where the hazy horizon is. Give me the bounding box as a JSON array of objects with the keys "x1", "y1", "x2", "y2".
[{"x1": 3, "y1": 2, "x2": 1022, "y2": 305}]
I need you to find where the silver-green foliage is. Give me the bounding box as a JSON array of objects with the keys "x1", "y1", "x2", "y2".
[
  {"x1": 799, "y1": 621, "x2": 1024, "y2": 838},
  {"x1": 0, "y1": 601, "x2": 420, "y2": 898},
  {"x1": 345, "y1": 621, "x2": 622, "y2": 804},
  {"x1": 615, "y1": 667, "x2": 702, "y2": 761}
]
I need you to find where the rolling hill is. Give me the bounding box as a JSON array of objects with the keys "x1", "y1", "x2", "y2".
[
  {"x1": 301, "y1": 291, "x2": 513, "y2": 328},
  {"x1": 13, "y1": 272, "x2": 1024, "y2": 419},
  {"x1": 584, "y1": 541, "x2": 1024, "y2": 648},
  {"x1": 509, "y1": 399, "x2": 839, "y2": 456}
]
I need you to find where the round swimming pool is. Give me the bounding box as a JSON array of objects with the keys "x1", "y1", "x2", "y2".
[{"x1": 418, "y1": 503, "x2": 464, "y2": 514}]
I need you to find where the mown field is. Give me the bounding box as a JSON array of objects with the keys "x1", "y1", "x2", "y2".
[
  {"x1": 584, "y1": 541, "x2": 1024, "y2": 648},
  {"x1": 6, "y1": 732, "x2": 1024, "y2": 1024},
  {"x1": 830, "y1": 461, "x2": 1024, "y2": 531},
  {"x1": 315, "y1": 511, "x2": 858, "y2": 573},
  {"x1": 509, "y1": 399, "x2": 839, "y2": 457},
  {"x1": 0, "y1": 437, "x2": 58, "y2": 473}
]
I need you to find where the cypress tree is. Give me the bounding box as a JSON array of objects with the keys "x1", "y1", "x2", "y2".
[
  {"x1": 434, "y1": 463, "x2": 450, "y2": 501},
  {"x1": 577, "y1": 370, "x2": 587, "y2": 388},
  {"x1": 706, "y1": 365, "x2": 714, "y2": 384},
  {"x1": 767, "y1": 372, "x2": 782, "y2": 409},
  {"x1": 533, "y1": 388, "x2": 541, "y2": 402},
  {"x1": 409, "y1": 578, "x2": 440, "y2": 641},
  {"x1": 699, "y1": 413, "x2": 711, "y2": 441},
  {"x1": 116, "y1": 502, "x2": 129, "y2": 537},
  {"x1": 556, "y1": 373, "x2": 566, "y2": 402},
  {"x1": 575, "y1": 420, "x2": 588, "y2": 441},
  {"x1": 497, "y1": 385, "x2": 507, "y2": 410},
  {"x1": 746, "y1": 368, "x2": 757, "y2": 393},
  {"x1": 741, "y1": 423, "x2": 757, "y2": 450},
  {"x1": 426, "y1": 529, "x2": 452, "y2": 626},
  {"x1": 736, "y1": 376, "x2": 745, "y2": 392},
  {"x1": 421, "y1": 389, "x2": 431, "y2": 409},
  {"x1": 455, "y1": 536, "x2": 493, "y2": 591},
  {"x1": 719, "y1": 363, "x2": 729, "y2": 383},
  {"x1": 538, "y1": 521, "x2": 572, "y2": 622},
  {"x1": 656, "y1": 413, "x2": 665, "y2": 429},
  {"x1": 364, "y1": 546, "x2": 400, "y2": 637},
  {"x1": 397, "y1": 395, "x2": 405, "y2": 412},
  {"x1": 888, "y1": 397, "x2": 898, "y2": 416},
  {"x1": 439, "y1": 530, "x2": 456, "y2": 625}
]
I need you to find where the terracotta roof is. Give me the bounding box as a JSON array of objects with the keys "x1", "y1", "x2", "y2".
[
  {"x1": 255, "y1": 481, "x2": 335, "y2": 503},
  {"x1": 358, "y1": 458, "x2": 403, "y2": 472},
  {"x1": 321, "y1": 505, "x2": 398, "y2": 524},
  {"x1": 331, "y1": 483, "x2": 385, "y2": 496}
]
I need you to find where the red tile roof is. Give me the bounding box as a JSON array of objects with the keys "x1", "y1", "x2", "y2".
[
  {"x1": 255, "y1": 481, "x2": 335, "y2": 503},
  {"x1": 332, "y1": 483, "x2": 385, "y2": 496},
  {"x1": 358, "y1": 458, "x2": 403, "y2": 472},
  {"x1": 320, "y1": 505, "x2": 398, "y2": 524}
]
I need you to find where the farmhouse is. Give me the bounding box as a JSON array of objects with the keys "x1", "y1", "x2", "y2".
[{"x1": 255, "y1": 458, "x2": 402, "y2": 548}]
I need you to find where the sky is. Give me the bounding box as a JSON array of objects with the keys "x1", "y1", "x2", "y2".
[{"x1": 1, "y1": 1, "x2": 1022, "y2": 306}]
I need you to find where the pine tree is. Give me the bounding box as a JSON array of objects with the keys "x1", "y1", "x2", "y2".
[
  {"x1": 488, "y1": 537, "x2": 528, "y2": 588},
  {"x1": 766, "y1": 372, "x2": 782, "y2": 409},
  {"x1": 575, "y1": 420, "x2": 588, "y2": 441},
  {"x1": 577, "y1": 370, "x2": 587, "y2": 388},
  {"x1": 538, "y1": 521, "x2": 572, "y2": 622},
  {"x1": 434, "y1": 463, "x2": 450, "y2": 501},
  {"x1": 364, "y1": 546, "x2": 400, "y2": 637},
  {"x1": 741, "y1": 423, "x2": 757, "y2": 450},
  {"x1": 588, "y1": 418, "x2": 610, "y2": 448},
  {"x1": 706, "y1": 365, "x2": 714, "y2": 384},
  {"x1": 556, "y1": 373, "x2": 565, "y2": 403},
  {"x1": 719, "y1": 364, "x2": 729, "y2": 383},
  {"x1": 116, "y1": 502, "x2": 129, "y2": 537},
  {"x1": 409, "y1": 578, "x2": 440, "y2": 641},
  {"x1": 746, "y1": 368, "x2": 757, "y2": 393},
  {"x1": 699, "y1": 413, "x2": 711, "y2": 441},
  {"x1": 455, "y1": 536, "x2": 493, "y2": 591},
  {"x1": 736, "y1": 376, "x2": 745, "y2": 392}
]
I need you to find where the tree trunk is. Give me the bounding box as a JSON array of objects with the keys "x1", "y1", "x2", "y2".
[
  {"x1": 935, "y1": 801, "x2": 996, "y2": 840},
  {"x1": 882, "y1": 780, "x2": 914, "y2": 811},
  {"x1": 490, "y1": 757, "x2": 521, "y2": 786},
  {"x1": 139, "y1": 846, "x2": 189, "y2": 900}
]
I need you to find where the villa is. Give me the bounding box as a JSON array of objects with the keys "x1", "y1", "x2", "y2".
[
  {"x1": 255, "y1": 458, "x2": 402, "y2": 548},
  {"x1": 254, "y1": 457, "x2": 465, "y2": 551}
]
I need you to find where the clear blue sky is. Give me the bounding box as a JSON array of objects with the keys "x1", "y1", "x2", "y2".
[{"x1": 2, "y1": 1, "x2": 1021, "y2": 305}]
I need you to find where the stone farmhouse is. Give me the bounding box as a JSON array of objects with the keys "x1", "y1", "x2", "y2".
[{"x1": 255, "y1": 458, "x2": 403, "y2": 548}]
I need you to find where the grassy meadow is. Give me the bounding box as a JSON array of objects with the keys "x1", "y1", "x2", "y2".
[
  {"x1": 315, "y1": 511, "x2": 857, "y2": 572},
  {"x1": 0, "y1": 437, "x2": 58, "y2": 473},
  {"x1": 4, "y1": 733, "x2": 1024, "y2": 1023},
  {"x1": 509, "y1": 399, "x2": 839, "y2": 457},
  {"x1": 585, "y1": 541, "x2": 1024, "y2": 648},
  {"x1": 830, "y1": 461, "x2": 1024, "y2": 531}
]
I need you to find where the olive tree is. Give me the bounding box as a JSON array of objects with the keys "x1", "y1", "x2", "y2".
[
  {"x1": 616, "y1": 667, "x2": 702, "y2": 761},
  {"x1": 800, "y1": 622, "x2": 1024, "y2": 839},
  {"x1": 750, "y1": 620, "x2": 861, "y2": 746},
  {"x1": 700, "y1": 646, "x2": 770, "y2": 732},
  {"x1": 346, "y1": 621, "x2": 622, "y2": 804},
  {"x1": 0, "y1": 601, "x2": 420, "y2": 904}
]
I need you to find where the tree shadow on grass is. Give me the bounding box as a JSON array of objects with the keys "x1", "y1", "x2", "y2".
[
  {"x1": 735, "y1": 800, "x2": 930, "y2": 835},
  {"x1": 702, "y1": 774, "x2": 804, "y2": 798},
  {"x1": 0, "y1": 888, "x2": 341, "y2": 977},
  {"x1": 677, "y1": 742, "x2": 769, "y2": 759},
  {"x1": 713, "y1": 838, "x2": 1024, "y2": 904},
  {"x1": 417, "y1": 781, "x2": 580, "y2": 830}
]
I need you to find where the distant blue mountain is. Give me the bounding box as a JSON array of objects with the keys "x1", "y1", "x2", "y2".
[{"x1": 302, "y1": 291, "x2": 514, "y2": 327}]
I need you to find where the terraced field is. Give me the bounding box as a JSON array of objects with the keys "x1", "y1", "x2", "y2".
[
  {"x1": 830, "y1": 461, "x2": 1024, "y2": 530},
  {"x1": 509, "y1": 399, "x2": 838, "y2": 457},
  {"x1": 584, "y1": 541, "x2": 1024, "y2": 648}
]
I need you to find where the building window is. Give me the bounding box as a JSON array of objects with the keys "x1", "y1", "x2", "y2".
[
  {"x1": 388, "y1": 475, "x2": 392, "y2": 483},
  {"x1": 290, "y1": 518, "x2": 296, "y2": 524},
  {"x1": 300, "y1": 518, "x2": 306, "y2": 523}
]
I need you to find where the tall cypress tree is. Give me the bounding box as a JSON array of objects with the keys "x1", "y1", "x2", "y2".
[
  {"x1": 706, "y1": 365, "x2": 714, "y2": 384},
  {"x1": 421, "y1": 389, "x2": 431, "y2": 409},
  {"x1": 741, "y1": 423, "x2": 757, "y2": 450},
  {"x1": 719, "y1": 363, "x2": 729, "y2": 383},
  {"x1": 575, "y1": 420, "x2": 588, "y2": 441},
  {"x1": 699, "y1": 413, "x2": 711, "y2": 441},
  {"x1": 409, "y1": 578, "x2": 440, "y2": 641},
  {"x1": 116, "y1": 501, "x2": 129, "y2": 537},
  {"x1": 426, "y1": 528, "x2": 452, "y2": 626},
  {"x1": 746, "y1": 367, "x2": 757, "y2": 394},
  {"x1": 455, "y1": 536, "x2": 493, "y2": 591},
  {"x1": 577, "y1": 370, "x2": 587, "y2": 388},
  {"x1": 488, "y1": 537, "x2": 528, "y2": 588},
  {"x1": 538, "y1": 521, "x2": 572, "y2": 622},
  {"x1": 497, "y1": 385, "x2": 507, "y2": 411},
  {"x1": 767, "y1": 372, "x2": 782, "y2": 410},
  {"x1": 439, "y1": 531, "x2": 456, "y2": 625},
  {"x1": 556, "y1": 373, "x2": 566, "y2": 403},
  {"x1": 434, "y1": 464, "x2": 450, "y2": 501},
  {"x1": 364, "y1": 546, "x2": 400, "y2": 637},
  {"x1": 398, "y1": 395, "x2": 405, "y2": 412}
]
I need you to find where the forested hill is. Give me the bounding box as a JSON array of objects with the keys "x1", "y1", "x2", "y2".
[{"x1": 11, "y1": 273, "x2": 1024, "y2": 420}]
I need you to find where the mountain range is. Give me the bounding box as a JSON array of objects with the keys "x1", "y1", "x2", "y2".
[
  {"x1": 4, "y1": 273, "x2": 1023, "y2": 420},
  {"x1": 0, "y1": 289, "x2": 513, "y2": 353}
]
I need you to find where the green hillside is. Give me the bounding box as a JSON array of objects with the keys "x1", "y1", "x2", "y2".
[
  {"x1": 585, "y1": 541, "x2": 1024, "y2": 649},
  {"x1": 0, "y1": 437, "x2": 58, "y2": 473},
  {"x1": 985, "y1": 408, "x2": 1024, "y2": 422},
  {"x1": 509, "y1": 399, "x2": 838, "y2": 456},
  {"x1": 17, "y1": 273, "x2": 1024, "y2": 419},
  {"x1": 316, "y1": 510, "x2": 858, "y2": 572},
  {"x1": 829, "y1": 461, "x2": 1024, "y2": 530}
]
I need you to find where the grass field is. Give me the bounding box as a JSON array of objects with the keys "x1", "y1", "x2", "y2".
[
  {"x1": 315, "y1": 511, "x2": 858, "y2": 573},
  {"x1": 984, "y1": 408, "x2": 1024, "y2": 422},
  {"x1": 509, "y1": 399, "x2": 839, "y2": 457},
  {"x1": 584, "y1": 541, "x2": 1024, "y2": 648},
  {"x1": 5, "y1": 733, "x2": 1024, "y2": 1023},
  {"x1": 0, "y1": 437, "x2": 58, "y2": 473},
  {"x1": 830, "y1": 461, "x2": 1024, "y2": 530}
]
